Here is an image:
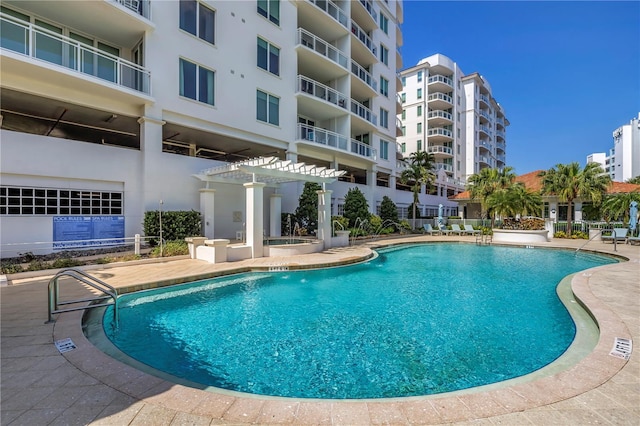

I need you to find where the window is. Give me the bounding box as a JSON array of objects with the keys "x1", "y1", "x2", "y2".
[
  {"x1": 380, "y1": 108, "x2": 389, "y2": 129},
  {"x1": 180, "y1": 0, "x2": 215, "y2": 45},
  {"x1": 257, "y1": 0, "x2": 279, "y2": 25},
  {"x1": 380, "y1": 45, "x2": 389, "y2": 66},
  {"x1": 257, "y1": 37, "x2": 280, "y2": 75},
  {"x1": 457, "y1": 112, "x2": 460, "y2": 121},
  {"x1": 457, "y1": 95, "x2": 461, "y2": 105},
  {"x1": 380, "y1": 139, "x2": 389, "y2": 160},
  {"x1": 380, "y1": 77, "x2": 389, "y2": 97},
  {"x1": 179, "y1": 59, "x2": 215, "y2": 105},
  {"x1": 417, "y1": 140, "x2": 422, "y2": 151},
  {"x1": 417, "y1": 105, "x2": 422, "y2": 116},
  {"x1": 401, "y1": 142, "x2": 406, "y2": 153},
  {"x1": 417, "y1": 88, "x2": 422, "y2": 99},
  {"x1": 417, "y1": 122, "x2": 422, "y2": 133},
  {"x1": 401, "y1": 76, "x2": 406, "y2": 87},
  {"x1": 257, "y1": 90, "x2": 279, "y2": 125},
  {"x1": 1, "y1": 186, "x2": 123, "y2": 216},
  {"x1": 457, "y1": 128, "x2": 461, "y2": 138},
  {"x1": 401, "y1": 93, "x2": 406, "y2": 102},
  {"x1": 417, "y1": 71, "x2": 422, "y2": 82},
  {"x1": 401, "y1": 109, "x2": 406, "y2": 120},
  {"x1": 379, "y1": 13, "x2": 388, "y2": 34},
  {"x1": 401, "y1": 126, "x2": 406, "y2": 136}
]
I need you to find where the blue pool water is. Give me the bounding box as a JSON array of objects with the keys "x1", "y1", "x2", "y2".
[{"x1": 102, "y1": 244, "x2": 615, "y2": 399}]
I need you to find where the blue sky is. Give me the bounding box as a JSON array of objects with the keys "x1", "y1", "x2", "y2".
[{"x1": 400, "y1": 0, "x2": 640, "y2": 176}]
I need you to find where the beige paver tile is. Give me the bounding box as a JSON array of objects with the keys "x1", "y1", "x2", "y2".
[
  {"x1": 429, "y1": 397, "x2": 475, "y2": 423},
  {"x1": 5, "y1": 408, "x2": 65, "y2": 425},
  {"x1": 129, "y1": 403, "x2": 177, "y2": 426},
  {"x1": 1, "y1": 386, "x2": 58, "y2": 411},
  {"x1": 486, "y1": 411, "x2": 535, "y2": 425},
  {"x1": 0, "y1": 409, "x2": 25, "y2": 425},
  {"x1": 220, "y1": 397, "x2": 265, "y2": 423},
  {"x1": 399, "y1": 399, "x2": 441, "y2": 424},
  {"x1": 169, "y1": 411, "x2": 213, "y2": 426},
  {"x1": 190, "y1": 393, "x2": 236, "y2": 418},
  {"x1": 255, "y1": 399, "x2": 300, "y2": 424},
  {"x1": 91, "y1": 402, "x2": 146, "y2": 425},
  {"x1": 294, "y1": 401, "x2": 332, "y2": 425},
  {"x1": 367, "y1": 401, "x2": 408, "y2": 425},
  {"x1": 140, "y1": 383, "x2": 210, "y2": 413},
  {"x1": 594, "y1": 407, "x2": 639, "y2": 425},
  {"x1": 330, "y1": 401, "x2": 370, "y2": 425},
  {"x1": 48, "y1": 404, "x2": 105, "y2": 426}
]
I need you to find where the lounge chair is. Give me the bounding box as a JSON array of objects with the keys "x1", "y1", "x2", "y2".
[
  {"x1": 463, "y1": 224, "x2": 481, "y2": 235},
  {"x1": 602, "y1": 228, "x2": 628, "y2": 243},
  {"x1": 626, "y1": 234, "x2": 640, "y2": 245},
  {"x1": 448, "y1": 224, "x2": 464, "y2": 235},
  {"x1": 422, "y1": 223, "x2": 441, "y2": 235}
]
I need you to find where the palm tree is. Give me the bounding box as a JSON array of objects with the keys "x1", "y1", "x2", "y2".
[
  {"x1": 601, "y1": 191, "x2": 640, "y2": 223},
  {"x1": 399, "y1": 151, "x2": 436, "y2": 229},
  {"x1": 539, "y1": 162, "x2": 611, "y2": 236},
  {"x1": 466, "y1": 166, "x2": 517, "y2": 227},
  {"x1": 486, "y1": 183, "x2": 543, "y2": 220}
]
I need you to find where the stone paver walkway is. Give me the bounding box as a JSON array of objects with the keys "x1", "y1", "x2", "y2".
[{"x1": 1, "y1": 236, "x2": 639, "y2": 425}]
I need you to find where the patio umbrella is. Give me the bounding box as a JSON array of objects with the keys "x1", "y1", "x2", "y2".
[
  {"x1": 630, "y1": 200, "x2": 638, "y2": 236},
  {"x1": 437, "y1": 204, "x2": 444, "y2": 229}
]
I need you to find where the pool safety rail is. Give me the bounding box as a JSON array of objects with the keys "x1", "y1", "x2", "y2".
[{"x1": 46, "y1": 268, "x2": 118, "y2": 326}]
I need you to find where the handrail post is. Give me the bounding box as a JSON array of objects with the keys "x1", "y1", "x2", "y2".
[{"x1": 46, "y1": 277, "x2": 57, "y2": 324}]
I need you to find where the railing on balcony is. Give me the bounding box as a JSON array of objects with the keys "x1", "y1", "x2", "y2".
[
  {"x1": 297, "y1": 28, "x2": 348, "y2": 69},
  {"x1": 428, "y1": 74, "x2": 453, "y2": 87},
  {"x1": 350, "y1": 60, "x2": 377, "y2": 91},
  {"x1": 350, "y1": 100, "x2": 377, "y2": 126},
  {"x1": 427, "y1": 110, "x2": 452, "y2": 121},
  {"x1": 350, "y1": 20, "x2": 376, "y2": 56},
  {"x1": 396, "y1": 92, "x2": 403, "y2": 104},
  {"x1": 496, "y1": 130, "x2": 505, "y2": 139},
  {"x1": 297, "y1": 124, "x2": 376, "y2": 160},
  {"x1": 435, "y1": 163, "x2": 453, "y2": 172},
  {"x1": 115, "y1": 0, "x2": 150, "y2": 19},
  {"x1": 307, "y1": 0, "x2": 348, "y2": 28},
  {"x1": 358, "y1": 0, "x2": 378, "y2": 22},
  {"x1": 479, "y1": 110, "x2": 491, "y2": 121},
  {"x1": 496, "y1": 117, "x2": 505, "y2": 126},
  {"x1": 496, "y1": 154, "x2": 506, "y2": 163},
  {"x1": 0, "y1": 13, "x2": 151, "y2": 94},
  {"x1": 427, "y1": 127, "x2": 453, "y2": 138},
  {"x1": 479, "y1": 125, "x2": 491, "y2": 136},
  {"x1": 396, "y1": 117, "x2": 403, "y2": 129},
  {"x1": 478, "y1": 155, "x2": 491, "y2": 165},
  {"x1": 479, "y1": 140, "x2": 492, "y2": 150},
  {"x1": 496, "y1": 140, "x2": 506, "y2": 151},
  {"x1": 297, "y1": 75, "x2": 348, "y2": 109},
  {"x1": 479, "y1": 93, "x2": 490, "y2": 105},
  {"x1": 428, "y1": 92, "x2": 453, "y2": 104},
  {"x1": 427, "y1": 145, "x2": 453, "y2": 155}
]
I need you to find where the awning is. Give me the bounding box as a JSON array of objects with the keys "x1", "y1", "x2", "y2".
[{"x1": 193, "y1": 156, "x2": 346, "y2": 186}]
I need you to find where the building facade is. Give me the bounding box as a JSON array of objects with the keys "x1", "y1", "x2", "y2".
[
  {"x1": 397, "y1": 54, "x2": 508, "y2": 185},
  {"x1": 587, "y1": 113, "x2": 640, "y2": 182},
  {"x1": 0, "y1": 0, "x2": 461, "y2": 257}
]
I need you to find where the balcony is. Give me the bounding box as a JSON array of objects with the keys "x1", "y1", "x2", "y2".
[
  {"x1": 496, "y1": 130, "x2": 505, "y2": 140},
  {"x1": 427, "y1": 127, "x2": 453, "y2": 143},
  {"x1": 305, "y1": 0, "x2": 348, "y2": 29},
  {"x1": 427, "y1": 145, "x2": 453, "y2": 157},
  {"x1": 478, "y1": 109, "x2": 491, "y2": 123},
  {"x1": 297, "y1": 124, "x2": 376, "y2": 161},
  {"x1": 297, "y1": 28, "x2": 348, "y2": 79},
  {"x1": 350, "y1": 21, "x2": 376, "y2": 64},
  {"x1": 427, "y1": 110, "x2": 453, "y2": 126},
  {"x1": 396, "y1": 117, "x2": 403, "y2": 137},
  {"x1": 350, "y1": 99, "x2": 377, "y2": 127},
  {"x1": 1, "y1": 13, "x2": 151, "y2": 95},
  {"x1": 352, "y1": 0, "x2": 377, "y2": 31},
  {"x1": 350, "y1": 60, "x2": 377, "y2": 97},
  {"x1": 496, "y1": 116, "x2": 505, "y2": 127},
  {"x1": 427, "y1": 92, "x2": 453, "y2": 110},
  {"x1": 435, "y1": 163, "x2": 453, "y2": 173},
  {"x1": 296, "y1": 75, "x2": 348, "y2": 119},
  {"x1": 496, "y1": 140, "x2": 506, "y2": 152},
  {"x1": 478, "y1": 140, "x2": 492, "y2": 152},
  {"x1": 479, "y1": 93, "x2": 490, "y2": 107},
  {"x1": 396, "y1": 93, "x2": 403, "y2": 114},
  {"x1": 428, "y1": 74, "x2": 453, "y2": 92},
  {"x1": 478, "y1": 156, "x2": 492, "y2": 167},
  {"x1": 479, "y1": 125, "x2": 492, "y2": 137}
]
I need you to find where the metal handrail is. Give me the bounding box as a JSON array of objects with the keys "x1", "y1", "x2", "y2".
[
  {"x1": 47, "y1": 268, "x2": 118, "y2": 326},
  {"x1": 576, "y1": 229, "x2": 608, "y2": 253}
]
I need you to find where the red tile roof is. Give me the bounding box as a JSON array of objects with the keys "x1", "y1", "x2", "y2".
[{"x1": 451, "y1": 171, "x2": 640, "y2": 200}]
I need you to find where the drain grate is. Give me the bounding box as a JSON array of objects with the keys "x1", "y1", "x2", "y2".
[
  {"x1": 55, "y1": 338, "x2": 77, "y2": 353},
  {"x1": 609, "y1": 337, "x2": 632, "y2": 360}
]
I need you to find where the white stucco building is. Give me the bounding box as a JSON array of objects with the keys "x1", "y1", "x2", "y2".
[
  {"x1": 397, "y1": 53, "x2": 509, "y2": 184},
  {"x1": 587, "y1": 113, "x2": 640, "y2": 182},
  {"x1": 0, "y1": 0, "x2": 461, "y2": 257}
]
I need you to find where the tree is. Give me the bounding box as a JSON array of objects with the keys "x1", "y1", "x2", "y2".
[
  {"x1": 601, "y1": 191, "x2": 640, "y2": 223},
  {"x1": 626, "y1": 176, "x2": 640, "y2": 185},
  {"x1": 379, "y1": 195, "x2": 398, "y2": 226},
  {"x1": 343, "y1": 187, "x2": 370, "y2": 228},
  {"x1": 539, "y1": 162, "x2": 611, "y2": 236},
  {"x1": 466, "y1": 167, "x2": 517, "y2": 227},
  {"x1": 295, "y1": 182, "x2": 322, "y2": 233},
  {"x1": 399, "y1": 151, "x2": 436, "y2": 229},
  {"x1": 486, "y1": 183, "x2": 542, "y2": 220}
]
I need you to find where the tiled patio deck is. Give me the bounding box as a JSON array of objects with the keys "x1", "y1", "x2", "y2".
[{"x1": 1, "y1": 236, "x2": 638, "y2": 425}]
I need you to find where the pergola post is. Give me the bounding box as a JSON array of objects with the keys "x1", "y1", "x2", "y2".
[
  {"x1": 199, "y1": 188, "x2": 215, "y2": 238},
  {"x1": 244, "y1": 181, "x2": 266, "y2": 258},
  {"x1": 270, "y1": 193, "x2": 282, "y2": 237},
  {"x1": 317, "y1": 189, "x2": 332, "y2": 250}
]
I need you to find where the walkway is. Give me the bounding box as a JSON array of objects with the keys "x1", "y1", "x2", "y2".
[{"x1": 1, "y1": 236, "x2": 638, "y2": 425}]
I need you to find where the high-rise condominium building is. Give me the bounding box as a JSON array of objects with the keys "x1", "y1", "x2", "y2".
[
  {"x1": 397, "y1": 54, "x2": 509, "y2": 184},
  {"x1": 1, "y1": 1, "x2": 460, "y2": 256},
  {"x1": 587, "y1": 113, "x2": 640, "y2": 182}
]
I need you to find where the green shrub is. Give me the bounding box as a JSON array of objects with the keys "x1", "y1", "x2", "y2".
[
  {"x1": 143, "y1": 210, "x2": 201, "y2": 245},
  {"x1": 331, "y1": 215, "x2": 349, "y2": 235},
  {"x1": 554, "y1": 231, "x2": 567, "y2": 238},
  {"x1": 51, "y1": 257, "x2": 83, "y2": 269},
  {"x1": 26, "y1": 260, "x2": 51, "y2": 271},
  {"x1": 1, "y1": 262, "x2": 23, "y2": 274},
  {"x1": 379, "y1": 196, "x2": 398, "y2": 226},
  {"x1": 343, "y1": 187, "x2": 370, "y2": 227},
  {"x1": 150, "y1": 240, "x2": 189, "y2": 257},
  {"x1": 369, "y1": 214, "x2": 382, "y2": 232}
]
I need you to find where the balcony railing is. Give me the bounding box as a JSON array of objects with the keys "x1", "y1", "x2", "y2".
[
  {"x1": 496, "y1": 130, "x2": 505, "y2": 139},
  {"x1": 297, "y1": 124, "x2": 376, "y2": 160},
  {"x1": 396, "y1": 117, "x2": 403, "y2": 129},
  {"x1": 496, "y1": 140, "x2": 506, "y2": 151},
  {"x1": 427, "y1": 145, "x2": 453, "y2": 155},
  {"x1": 428, "y1": 92, "x2": 453, "y2": 104},
  {"x1": 496, "y1": 117, "x2": 505, "y2": 126},
  {"x1": 479, "y1": 125, "x2": 492, "y2": 136},
  {"x1": 297, "y1": 75, "x2": 348, "y2": 109},
  {"x1": 427, "y1": 110, "x2": 452, "y2": 121},
  {"x1": 427, "y1": 127, "x2": 453, "y2": 138},
  {"x1": 350, "y1": 100, "x2": 377, "y2": 126},
  {"x1": 435, "y1": 163, "x2": 453, "y2": 172},
  {"x1": 115, "y1": 0, "x2": 150, "y2": 19},
  {"x1": 428, "y1": 74, "x2": 453, "y2": 87},
  {"x1": 479, "y1": 140, "x2": 492, "y2": 150},
  {"x1": 351, "y1": 60, "x2": 377, "y2": 91},
  {"x1": 297, "y1": 28, "x2": 348, "y2": 69},
  {"x1": 479, "y1": 93, "x2": 490, "y2": 105},
  {"x1": 478, "y1": 155, "x2": 491, "y2": 165},
  {"x1": 359, "y1": 0, "x2": 378, "y2": 22},
  {"x1": 0, "y1": 13, "x2": 151, "y2": 94},
  {"x1": 479, "y1": 110, "x2": 491, "y2": 121},
  {"x1": 307, "y1": 0, "x2": 348, "y2": 28},
  {"x1": 350, "y1": 20, "x2": 376, "y2": 56},
  {"x1": 496, "y1": 154, "x2": 506, "y2": 163}
]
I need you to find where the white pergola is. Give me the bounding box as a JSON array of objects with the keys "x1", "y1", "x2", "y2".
[{"x1": 193, "y1": 157, "x2": 346, "y2": 258}]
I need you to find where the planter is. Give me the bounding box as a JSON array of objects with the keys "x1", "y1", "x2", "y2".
[
  {"x1": 492, "y1": 229, "x2": 549, "y2": 243},
  {"x1": 589, "y1": 229, "x2": 602, "y2": 241}
]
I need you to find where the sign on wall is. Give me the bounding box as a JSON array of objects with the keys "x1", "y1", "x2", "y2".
[{"x1": 53, "y1": 216, "x2": 125, "y2": 249}]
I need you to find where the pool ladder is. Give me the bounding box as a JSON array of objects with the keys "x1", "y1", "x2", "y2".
[
  {"x1": 46, "y1": 268, "x2": 119, "y2": 326},
  {"x1": 476, "y1": 233, "x2": 492, "y2": 245}
]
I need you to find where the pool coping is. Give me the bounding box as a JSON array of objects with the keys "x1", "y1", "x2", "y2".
[{"x1": 50, "y1": 240, "x2": 634, "y2": 424}]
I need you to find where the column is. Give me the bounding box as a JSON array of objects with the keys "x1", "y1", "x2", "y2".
[
  {"x1": 270, "y1": 193, "x2": 282, "y2": 237},
  {"x1": 138, "y1": 116, "x2": 166, "y2": 210},
  {"x1": 574, "y1": 201, "x2": 583, "y2": 223},
  {"x1": 367, "y1": 166, "x2": 377, "y2": 213},
  {"x1": 389, "y1": 175, "x2": 396, "y2": 190},
  {"x1": 317, "y1": 189, "x2": 333, "y2": 250},
  {"x1": 244, "y1": 181, "x2": 266, "y2": 258},
  {"x1": 199, "y1": 189, "x2": 215, "y2": 238},
  {"x1": 286, "y1": 142, "x2": 298, "y2": 163}
]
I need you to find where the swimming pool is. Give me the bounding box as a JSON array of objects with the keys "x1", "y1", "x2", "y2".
[{"x1": 99, "y1": 244, "x2": 615, "y2": 399}]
